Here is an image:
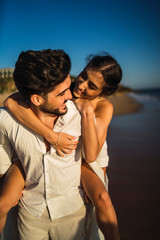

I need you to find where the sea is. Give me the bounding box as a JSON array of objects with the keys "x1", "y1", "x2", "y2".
[
  {"x1": 107, "y1": 87, "x2": 160, "y2": 240},
  {"x1": 128, "y1": 88, "x2": 160, "y2": 109}
]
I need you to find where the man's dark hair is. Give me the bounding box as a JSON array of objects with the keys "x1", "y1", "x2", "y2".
[{"x1": 13, "y1": 49, "x2": 71, "y2": 100}]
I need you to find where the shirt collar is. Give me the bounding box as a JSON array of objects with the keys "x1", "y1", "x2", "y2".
[{"x1": 53, "y1": 115, "x2": 65, "y2": 132}]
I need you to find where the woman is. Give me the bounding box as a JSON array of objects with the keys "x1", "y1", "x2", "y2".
[{"x1": 1, "y1": 53, "x2": 122, "y2": 239}]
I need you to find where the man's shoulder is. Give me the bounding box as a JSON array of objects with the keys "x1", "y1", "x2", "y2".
[
  {"x1": 63, "y1": 100, "x2": 81, "y2": 125},
  {"x1": 60, "y1": 100, "x2": 81, "y2": 136},
  {"x1": 66, "y1": 100, "x2": 80, "y2": 117},
  {"x1": 0, "y1": 107, "x2": 10, "y2": 121},
  {"x1": 0, "y1": 107, "x2": 14, "y2": 120},
  {"x1": 0, "y1": 106, "x2": 7, "y2": 113},
  {"x1": 0, "y1": 107, "x2": 17, "y2": 131}
]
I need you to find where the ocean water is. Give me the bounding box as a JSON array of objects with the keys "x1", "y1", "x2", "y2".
[
  {"x1": 128, "y1": 88, "x2": 160, "y2": 110},
  {"x1": 107, "y1": 88, "x2": 160, "y2": 240}
]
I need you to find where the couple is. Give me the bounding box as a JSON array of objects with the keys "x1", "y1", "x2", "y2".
[{"x1": 0, "y1": 49, "x2": 122, "y2": 240}]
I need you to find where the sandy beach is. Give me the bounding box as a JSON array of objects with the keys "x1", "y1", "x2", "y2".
[{"x1": 1, "y1": 91, "x2": 159, "y2": 239}]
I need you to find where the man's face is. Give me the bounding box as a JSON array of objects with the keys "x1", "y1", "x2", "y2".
[{"x1": 40, "y1": 75, "x2": 72, "y2": 116}]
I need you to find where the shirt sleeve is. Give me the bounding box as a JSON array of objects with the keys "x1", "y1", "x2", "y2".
[{"x1": 0, "y1": 132, "x2": 15, "y2": 175}]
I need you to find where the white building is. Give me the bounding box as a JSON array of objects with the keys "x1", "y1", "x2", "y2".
[{"x1": 0, "y1": 68, "x2": 14, "y2": 79}]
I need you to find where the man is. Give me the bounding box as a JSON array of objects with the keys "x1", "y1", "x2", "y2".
[{"x1": 0, "y1": 49, "x2": 87, "y2": 240}]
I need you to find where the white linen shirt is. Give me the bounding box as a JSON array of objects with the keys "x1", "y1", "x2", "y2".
[
  {"x1": 0, "y1": 101, "x2": 84, "y2": 220},
  {"x1": 0, "y1": 122, "x2": 19, "y2": 174},
  {"x1": 0, "y1": 100, "x2": 109, "y2": 220}
]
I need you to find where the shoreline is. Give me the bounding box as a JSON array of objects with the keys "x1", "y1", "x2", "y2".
[
  {"x1": 108, "y1": 92, "x2": 143, "y2": 116},
  {"x1": 0, "y1": 91, "x2": 143, "y2": 116}
]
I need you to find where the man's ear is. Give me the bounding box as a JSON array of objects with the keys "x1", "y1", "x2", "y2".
[{"x1": 30, "y1": 94, "x2": 44, "y2": 106}]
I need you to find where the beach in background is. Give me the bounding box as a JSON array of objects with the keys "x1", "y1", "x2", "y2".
[
  {"x1": 108, "y1": 90, "x2": 160, "y2": 240},
  {"x1": 0, "y1": 91, "x2": 160, "y2": 239}
]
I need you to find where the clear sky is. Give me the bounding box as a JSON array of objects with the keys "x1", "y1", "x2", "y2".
[{"x1": 0, "y1": 0, "x2": 160, "y2": 89}]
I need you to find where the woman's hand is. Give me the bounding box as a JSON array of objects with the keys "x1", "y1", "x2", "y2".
[
  {"x1": 73, "y1": 98, "x2": 94, "y2": 114},
  {"x1": 50, "y1": 132, "x2": 79, "y2": 157}
]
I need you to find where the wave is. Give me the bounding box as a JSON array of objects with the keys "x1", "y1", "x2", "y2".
[
  {"x1": 128, "y1": 92, "x2": 160, "y2": 102},
  {"x1": 128, "y1": 91, "x2": 160, "y2": 110}
]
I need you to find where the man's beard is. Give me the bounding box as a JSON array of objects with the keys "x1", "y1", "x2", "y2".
[
  {"x1": 40, "y1": 106, "x2": 68, "y2": 116},
  {"x1": 40, "y1": 101, "x2": 68, "y2": 116}
]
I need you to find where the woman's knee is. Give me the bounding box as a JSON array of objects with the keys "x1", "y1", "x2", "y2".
[{"x1": 94, "y1": 190, "x2": 112, "y2": 210}]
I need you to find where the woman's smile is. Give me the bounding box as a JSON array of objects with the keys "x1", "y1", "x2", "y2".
[{"x1": 74, "y1": 87, "x2": 85, "y2": 96}]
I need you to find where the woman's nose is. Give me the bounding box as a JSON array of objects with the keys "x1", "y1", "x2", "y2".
[{"x1": 78, "y1": 81, "x2": 87, "y2": 91}]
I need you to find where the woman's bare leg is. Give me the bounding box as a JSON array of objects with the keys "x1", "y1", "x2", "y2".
[
  {"x1": 81, "y1": 162, "x2": 119, "y2": 240},
  {"x1": 0, "y1": 160, "x2": 25, "y2": 234}
]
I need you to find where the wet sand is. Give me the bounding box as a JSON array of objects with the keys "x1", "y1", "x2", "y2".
[{"x1": 107, "y1": 103, "x2": 160, "y2": 239}]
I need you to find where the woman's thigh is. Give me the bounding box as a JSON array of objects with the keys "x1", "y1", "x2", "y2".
[
  {"x1": 81, "y1": 162, "x2": 107, "y2": 205},
  {"x1": 0, "y1": 160, "x2": 25, "y2": 210}
]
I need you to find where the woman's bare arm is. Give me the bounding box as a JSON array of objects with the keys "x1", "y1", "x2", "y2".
[
  {"x1": 74, "y1": 98, "x2": 113, "y2": 163},
  {"x1": 4, "y1": 93, "x2": 78, "y2": 156}
]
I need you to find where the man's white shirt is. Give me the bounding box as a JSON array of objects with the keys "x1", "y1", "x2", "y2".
[{"x1": 0, "y1": 100, "x2": 109, "y2": 220}]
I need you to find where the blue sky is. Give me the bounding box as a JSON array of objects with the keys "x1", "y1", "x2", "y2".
[{"x1": 0, "y1": 0, "x2": 160, "y2": 89}]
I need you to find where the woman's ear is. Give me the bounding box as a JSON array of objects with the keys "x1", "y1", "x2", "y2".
[{"x1": 30, "y1": 94, "x2": 44, "y2": 106}]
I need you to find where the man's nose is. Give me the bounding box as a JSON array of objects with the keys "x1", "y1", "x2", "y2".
[{"x1": 66, "y1": 88, "x2": 73, "y2": 100}]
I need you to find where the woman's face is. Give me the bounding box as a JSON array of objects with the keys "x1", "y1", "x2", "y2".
[{"x1": 73, "y1": 69, "x2": 105, "y2": 100}]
